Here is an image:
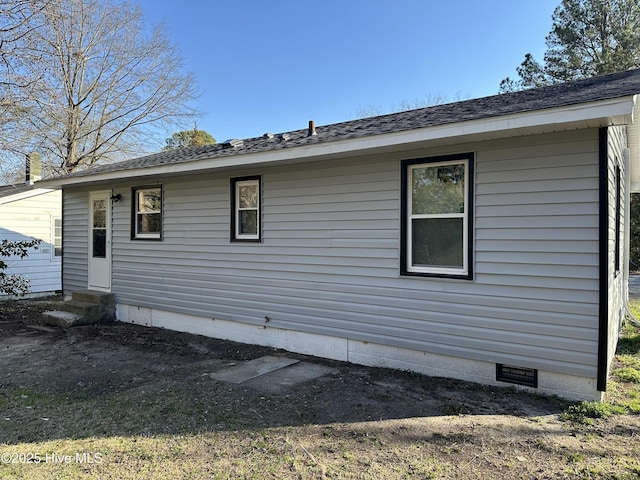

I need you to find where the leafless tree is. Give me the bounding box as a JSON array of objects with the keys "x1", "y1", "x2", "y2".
[
  {"x1": 355, "y1": 92, "x2": 471, "y2": 119},
  {"x1": 0, "y1": 1, "x2": 48, "y2": 142},
  {"x1": 0, "y1": 1, "x2": 48, "y2": 88},
  {"x1": 2, "y1": 0, "x2": 200, "y2": 175},
  {"x1": 0, "y1": 1, "x2": 50, "y2": 182}
]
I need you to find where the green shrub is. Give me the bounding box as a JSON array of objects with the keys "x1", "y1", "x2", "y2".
[{"x1": 0, "y1": 238, "x2": 41, "y2": 296}]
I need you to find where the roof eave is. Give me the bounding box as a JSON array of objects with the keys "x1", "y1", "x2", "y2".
[
  {"x1": 0, "y1": 187, "x2": 56, "y2": 205},
  {"x1": 39, "y1": 95, "x2": 637, "y2": 189}
]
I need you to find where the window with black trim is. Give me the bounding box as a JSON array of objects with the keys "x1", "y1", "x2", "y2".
[
  {"x1": 231, "y1": 176, "x2": 261, "y2": 242},
  {"x1": 401, "y1": 153, "x2": 473, "y2": 278},
  {"x1": 132, "y1": 186, "x2": 162, "y2": 240}
]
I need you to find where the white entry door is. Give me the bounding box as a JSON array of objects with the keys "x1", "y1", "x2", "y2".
[{"x1": 88, "y1": 191, "x2": 112, "y2": 291}]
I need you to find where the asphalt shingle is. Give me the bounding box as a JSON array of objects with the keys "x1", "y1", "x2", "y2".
[
  {"x1": 49, "y1": 68, "x2": 640, "y2": 181},
  {"x1": 0, "y1": 183, "x2": 40, "y2": 199}
]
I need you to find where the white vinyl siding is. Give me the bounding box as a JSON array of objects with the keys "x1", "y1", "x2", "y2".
[
  {"x1": 605, "y1": 126, "x2": 627, "y2": 374},
  {"x1": 0, "y1": 189, "x2": 62, "y2": 296},
  {"x1": 62, "y1": 188, "x2": 91, "y2": 292},
  {"x1": 63, "y1": 129, "x2": 602, "y2": 379}
]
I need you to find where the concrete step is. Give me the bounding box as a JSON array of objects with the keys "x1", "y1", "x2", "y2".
[
  {"x1": 71, "y1": 290, "x2": 114, "y2": 308},
  {"x1": 43, "y1": 310, "x2": 81, "y2": 328},
  {"x1": 43, "y1": 290, "x2": 116, "y2": 326},
  {"x1": 66, "y1": 290, "x2": 115, "y2": 323},
  {"x1": 60, "y1": 300, "x2": 100, "y2": 317}
]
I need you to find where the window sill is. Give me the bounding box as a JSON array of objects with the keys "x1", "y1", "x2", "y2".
[
  {"x1": 401, "y1": 270, "x2": 473, "y2": 281},
  {"x1": 231, "y1": 238, "x2": 262, "y2": 243},
  {"x1": 131, "y1": 237, "x2": 162, "y2": 241}
]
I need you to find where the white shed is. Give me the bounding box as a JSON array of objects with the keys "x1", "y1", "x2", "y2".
[{"x1": 0, "y1": 184, "x2": 62, "y2": 298}]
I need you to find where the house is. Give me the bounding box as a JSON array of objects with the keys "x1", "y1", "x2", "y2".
[
  {"x1": 0, "y1": 181, "x2": 62, "y2": 299},
  {"x1": 39, "y1": 69, "x2": 640, "y2": 401}
]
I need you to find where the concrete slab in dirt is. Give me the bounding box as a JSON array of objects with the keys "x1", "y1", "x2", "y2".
[
  {"x1": 43, "y1": 310, "x2": 80, "y2": 327},
  {"x1": 243, "y1": 362, "x2": 335, "y2": 393},
  {"x1": 210, "y1": 356, "x2": 299, "y2": 384}
]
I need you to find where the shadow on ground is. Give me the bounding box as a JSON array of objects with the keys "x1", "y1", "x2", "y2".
[{"x1": 0, "y1": 312, "x2": 569, "y2": 445}]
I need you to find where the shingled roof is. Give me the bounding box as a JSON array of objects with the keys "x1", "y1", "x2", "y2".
[
  {"x1": 45, "y1": 68, "x2": 640, "y2": 182},
  {"x1": 0, "y1": 183, "x2": 40, "y2": 199}
]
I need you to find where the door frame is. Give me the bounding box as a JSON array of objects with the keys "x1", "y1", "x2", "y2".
[{"x1": 88, "y1": 190, "x2": 112, "y2": 292}]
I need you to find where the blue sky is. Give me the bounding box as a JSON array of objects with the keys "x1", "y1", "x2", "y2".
[{"x1": 135, "y1": 0, "x2": 560, "y2": 144}]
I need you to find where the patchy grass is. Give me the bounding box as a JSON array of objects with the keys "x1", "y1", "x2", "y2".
[
  {"x1": 615, "y1": 366, "x2": 640, "y2": 383},
  {"x1": 560, "y1": 400, "x2": 626, "y2": 424},
  {"x1": 561, "y1": 299, "x2": 640, "y2": 424},
  {"x1": 1, "y1": 296, "x2": 640, "y2": 479},
  {"x1": 617, "y1": 320, "x2": 640, "y2": 356},
  {"x1": 601, "y1": 300, "x2": 640, "y2": 416},
  {"x1": 0, "y1": 432, "x2": 453, "y2": 480}
]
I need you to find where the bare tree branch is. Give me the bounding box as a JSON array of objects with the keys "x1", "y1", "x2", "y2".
[{"x1": 1, "y1": 0, "x2": 201, "y2": 175}]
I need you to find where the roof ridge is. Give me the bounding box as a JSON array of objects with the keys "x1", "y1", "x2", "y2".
[{"x1": 40, "y1": 68, "x2": 640, "y2": 183}]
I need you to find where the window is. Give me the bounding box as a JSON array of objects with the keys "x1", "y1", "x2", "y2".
[
  {"x1": 132, "y1": 186, "x2": 162, "y2": 240},
  {"x1": 52, "y1": 217, "x2": 62, "y2": 258},
  {"x1": 615, "y1": 164, "x2": 622, "y2": 273},
  {"x1": 92, "y1": 198, "x2": 107, "y2": 257},
  {"x1": 231, "y1": 176, "x2": 261, "y2": 242},
  {"x1": 401, "y1": 153, "x2": 473, "y2": 278}
]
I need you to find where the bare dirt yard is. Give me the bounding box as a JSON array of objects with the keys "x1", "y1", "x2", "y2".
[{"x1": 1, "y1": 296, "x2": 639, "y2": 479}]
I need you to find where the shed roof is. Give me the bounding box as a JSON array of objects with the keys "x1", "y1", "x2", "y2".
[
  {"x1": 41, "y1": 68, "x2": 640, "y2": 187},
  {"x1": 0, "y1": 184, "x2": 36, "y2": 198},
  {"x1": 0, "y1": 183, "x2": 56, "y2": 205}
]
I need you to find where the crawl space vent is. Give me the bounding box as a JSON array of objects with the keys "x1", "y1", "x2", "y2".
[{"x1": 496, "y1": 364, "x2": 538, "y2": 388}]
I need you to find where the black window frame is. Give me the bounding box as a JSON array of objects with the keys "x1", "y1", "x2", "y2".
[
  {"x1": 131, "y1": 185, "x2": 163, "y2": 241},
  {"x1": 400, "y1": 152, "x2": 474, "y2": 280},
  {"x1": 230, "y1": 175, "x2": 262, "y2": 243}
]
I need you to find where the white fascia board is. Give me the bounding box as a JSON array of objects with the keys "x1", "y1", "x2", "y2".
[
  {"x1": 48, "y1": 96, "x2": 636, "y2": 188},
  {"x1": 0, "y1": 188, "x2": 56, "y2": 205}
]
